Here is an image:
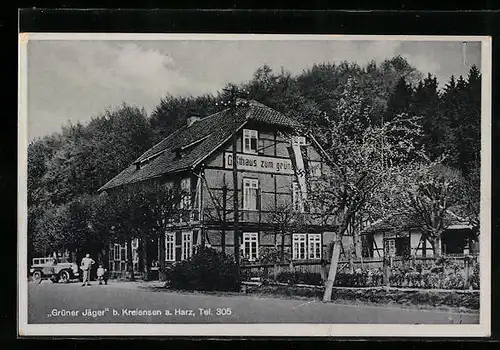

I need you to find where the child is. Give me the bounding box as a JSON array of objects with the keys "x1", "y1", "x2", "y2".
[{"x1": 97, "y1": 265, "x2": 107, "y2": 285}]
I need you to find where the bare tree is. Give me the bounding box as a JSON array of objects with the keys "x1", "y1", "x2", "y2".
[{"x1": 267, "y1": 201, "x2": 307, "y2": 262}]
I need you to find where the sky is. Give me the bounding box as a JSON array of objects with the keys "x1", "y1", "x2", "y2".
[{"x1": 26, "y1": 38, "x2": 482, "y2": 140}]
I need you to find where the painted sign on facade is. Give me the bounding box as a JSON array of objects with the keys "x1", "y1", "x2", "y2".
[{"x1": 224, "y1": 152, "x2": 294, "y2": 174}]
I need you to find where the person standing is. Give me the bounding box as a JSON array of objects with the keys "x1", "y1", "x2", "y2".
[{"x1": 80, "y1": 254, "x2": 95, "y2": 287}]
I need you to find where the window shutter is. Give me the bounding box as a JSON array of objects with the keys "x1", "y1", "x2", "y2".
[
  {"x1": 250, "y1": 137, "x2": 257, "y2": 151},
  {"x1": 175, "y1": 231, "x2": 182, "y2": 261},
  {"x1": 193, "y1": 230, "x2": 199, "y2": 246}
]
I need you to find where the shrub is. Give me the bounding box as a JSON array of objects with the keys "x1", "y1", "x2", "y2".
[
  {"x1": 442, "y1": 273, "x2": 466, "y2": 290},
  {"x1": 168, "y1": 247, "x2": 240, "y2": 292},
  {"x1": 468, "y1": 263, "x2": 480, "y2": 290},
  {"x1": 415, "y1": 263, "x2": 423, "y2": 273},
  {"x1": 276, "y1": 271, "x2": 323, "y2": 286},
  {"x1": 334, "y1": 269, "x2": 384, "y2": 288},
  {"x1": 421, "y1": 271, "x2": 440, "y2": 289},
  {"x1": 406, "y1": 271, "x2": 423, "y2": 287}
]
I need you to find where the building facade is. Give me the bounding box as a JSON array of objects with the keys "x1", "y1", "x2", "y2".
[
  {"x1": 361, "y1": 220, "x2": 479, "y2": 260},
  {"x1": 99, "y1": 100, "x2": 337, "y2": 275}
]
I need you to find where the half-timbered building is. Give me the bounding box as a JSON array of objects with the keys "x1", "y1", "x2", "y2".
[{"x1": 98, "y1": 100, "x2": 337, "y2": 275}]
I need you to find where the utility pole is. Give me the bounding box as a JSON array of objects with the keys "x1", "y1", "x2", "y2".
[{"x1": 230, "y1": 93, "x2": 240, "y2": 271}]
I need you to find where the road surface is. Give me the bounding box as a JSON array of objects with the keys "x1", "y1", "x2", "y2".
[{"x1": 27, "y1": 280, "x2": 479, "y2": 324}]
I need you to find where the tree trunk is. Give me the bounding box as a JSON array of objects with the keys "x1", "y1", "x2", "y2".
[
  {"x1": 127, "y1": 236, "x2": 135, "y2": 281},
  {"x1": 158, "y1": 231, "x2": 166, "y2": 282},
  {"x1": 103, "y1": 245, "x2": 109, "y2": 271},
  {"x1": 280, "y1": 231, "x2": 285, "y2": 262},
  {"x1": 383, "y1": 257, "x2": 390, "y2": 286},
  {"x1": 433, "y1": 234, "x2": 442, "y2": 258},
  {"x1": 71, "y1": 251, "x2": 77, "y2": 264},
  {"x1": 221, "y1": 227, "x2": 226, "y2": 254},
  {"x1": 323, "y1": 233, "x2": 342, "y2": 302}
]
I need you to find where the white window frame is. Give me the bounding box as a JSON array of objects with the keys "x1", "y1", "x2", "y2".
[
  {"x1": 132, "y1": 238, "x2": 139, "y2": 249},
  {"x1": 292, "y1": 234, "x2": 307, "y2": 260},
  {"x1": 243, "y1": 178, "x2": 259, "y2": 210},
  {"x1": 242, "y1": 232, "x2": 259, "y2": 261},
  {"x1": 385, "y1": 238, "x2": 396, "y2": 257},
  {"x1": 243, "y1": 129, "x2": 258, "y2": 154},
  {"x1": 182, "y1": 231, "x2": 193, "y2": 260},
  {"x1": 308, "y1": 234, "x2": 322, "y2": 260},
  {"x1": 120, "y1": 244, "x2": 127, "y2": 261},
  {"x1": 165, "y1": 232, "x2": 175, "y2": 262}
]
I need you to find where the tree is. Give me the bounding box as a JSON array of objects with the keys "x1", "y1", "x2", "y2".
[
  {"x1": 384, "y1": 77, "x2": 414, "y2": 123},
  {"x1": 267, "y1": 201, "x2": 306, "y2": 262},
  {"x1": 384, "y1": 162, "x2": 468, "y2": 258},
  {"x1": 305, "y1": 76, "x2": 423, "y2": 302},
  {"x1": 412, "y1": 74, "x2": 447, "y2": 160},
  {"x1": 40, "y1": 104, "x2": 154, "y2": 205},
  {"x1": 105, "y1": 190, "x2": 139, "y2": 280},
  {"x1": 138, "y1": 183, "x2": 184, "y2": 281},
  {"x1": 202, "y1": 175, "x2": 233, "y2": 254},
  {"x1": 150, "y1": 94, "x2": 220, "y2": 143}
]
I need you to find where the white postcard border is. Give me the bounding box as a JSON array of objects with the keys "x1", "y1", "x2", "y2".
[{"x1": 17, "y1": 33, "x2": 492, "y2": 338}]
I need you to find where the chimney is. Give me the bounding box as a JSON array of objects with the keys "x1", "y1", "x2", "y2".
[{"x1": 187, "y1": 111, "x2": 201, "y2": 127}]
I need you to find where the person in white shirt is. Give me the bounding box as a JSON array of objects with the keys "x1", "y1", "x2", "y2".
[
  {"x1": 96, "y1": 265, "x2": 108, "y2": 285},
  {"x1": 80, "y1": 254, "x2": 95, "y2": 287}
]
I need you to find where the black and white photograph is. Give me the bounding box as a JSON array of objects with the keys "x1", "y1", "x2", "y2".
[{"x1": 18, "y1": 34, "x2": 491, "y2": 337}]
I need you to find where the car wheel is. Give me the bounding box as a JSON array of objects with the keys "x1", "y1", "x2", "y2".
[
  {"x1": 32, "y1": 270, "x2": 43, "y2": 284},
  {"x1": 59, "y1": 270, "x2": 70, "y2": 283}
]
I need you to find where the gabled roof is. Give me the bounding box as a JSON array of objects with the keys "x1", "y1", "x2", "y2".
[{"x1": 98, "y1": 100, "x2": 302, "y2": 192}]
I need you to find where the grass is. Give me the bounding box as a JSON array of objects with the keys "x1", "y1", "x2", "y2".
[{"x1": 138, "y1": 281, "x2": 479, "y2": 313}]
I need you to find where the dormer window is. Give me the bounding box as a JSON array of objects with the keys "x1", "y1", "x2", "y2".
[
  {"x1": 174, "y1": 149, "x2": 183, "y2": 159},
  {"x1": 243, "y1": 129, "x2": 258, "y2": 154}
]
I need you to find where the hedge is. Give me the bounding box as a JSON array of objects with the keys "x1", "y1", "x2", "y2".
[
  {"x1": 167, "y1": 247, "x2": 240, "y2": 292},
  {"x1": 243, "y1": 284, "x2": 479, "y2": 310}
]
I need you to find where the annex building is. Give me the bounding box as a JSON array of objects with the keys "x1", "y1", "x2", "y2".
[{"x1": 98, "y1": 100, "x2": 339, "y2": 275}]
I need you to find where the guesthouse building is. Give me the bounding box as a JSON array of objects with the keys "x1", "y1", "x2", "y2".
[{"x1": 98, "y1": 100, "x2": 338, "y2": 275}]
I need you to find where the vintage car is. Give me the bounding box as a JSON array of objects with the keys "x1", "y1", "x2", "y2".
[{"x1": 29, "y1": 256, "x2": 80, "y2": 283}]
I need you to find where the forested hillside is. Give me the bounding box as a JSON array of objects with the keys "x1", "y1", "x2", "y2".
[{"x1": 27, "y1": 55, "x2": 481, "y2": 260}]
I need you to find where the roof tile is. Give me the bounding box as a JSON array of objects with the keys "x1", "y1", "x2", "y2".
[{"x1": 98, "y1": 101, "x2": 301, "y2": 191}]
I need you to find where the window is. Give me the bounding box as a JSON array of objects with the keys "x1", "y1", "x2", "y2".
[
  {"x1": 292, "y1": 181, "x2": 304, "y2": 212},
  {"x1": 131, "y1": 238, "x2": 138, "y2": 249},
  {"x1": 385, "y1": 238, "x2": 396, "y2": 257},
  {"x1": 242, "y1": 232, "x2": 259, "y2": 261},
  {"x1": 243, "y1": 178, "x2": 259, "y2": 210},
  {"x1": 165, "y1": 232, "x2": 175, "y2": 261},
  {"x1": 243, "y1": 129, "x2": 258, "y2": 154},
  {"x1": 182, "y1": 231, "x2": 192, "y2": 260},
  {"x1": 120, "y1": 244, "x2": 127, "y2": 261},
  {"x1": 293, "y1": 234, "x2": 307, "y2": 260},
  {"x1": 291, "y1": 136, "x2": 307, "y2": 147},
  {"x1": 308, "y1": 234, "x2": 322, "y2": 259}
]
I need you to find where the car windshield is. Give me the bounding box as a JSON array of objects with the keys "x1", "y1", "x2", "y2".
[{"x1": 32, "y1": 256, "x2": 71, "y2": 265}]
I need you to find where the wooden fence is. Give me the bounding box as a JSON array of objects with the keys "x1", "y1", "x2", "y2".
[{"x1": 240, "y1": 254, "x2": 479, "y2": 281}]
